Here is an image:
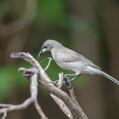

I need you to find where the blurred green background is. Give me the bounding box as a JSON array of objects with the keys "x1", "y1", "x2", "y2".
[{"x1": 0, "y1": 0, "x2": 119, "y2": 119}]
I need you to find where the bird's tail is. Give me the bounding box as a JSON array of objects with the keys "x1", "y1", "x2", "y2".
[{"x1": 100, "y1": 71, "x2": 119, "y2": 85}]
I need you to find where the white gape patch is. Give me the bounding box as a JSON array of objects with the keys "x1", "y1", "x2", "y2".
[{"x1": 43, "y1": 48, "x2": 47, "y2": 52}]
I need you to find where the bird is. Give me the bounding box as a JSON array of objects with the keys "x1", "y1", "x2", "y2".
[{"x1": 38, "y1": 39, "x2": 119, "y2": 85}]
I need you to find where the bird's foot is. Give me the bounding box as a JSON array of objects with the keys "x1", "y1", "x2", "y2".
[
  {"x1": 63, "y1": 76, "x2": 72, "y2": 89},
  {"x1": 64, "y1": 72, "x2": 80, "y2": 82}
]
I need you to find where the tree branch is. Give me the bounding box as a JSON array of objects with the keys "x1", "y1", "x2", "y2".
[
  {"x1": 10, "y1": 52, "x2": 88, "y2": 119},
  {"x1": 0, "y1": 52, "x2": 88, "y2": 119},
  {"x1": 0, "y1": 69, "x2": 48, "y2": 119}
]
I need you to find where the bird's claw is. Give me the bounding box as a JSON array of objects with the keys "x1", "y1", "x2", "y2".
[{"x1": 63, "y1": 76, "x2": 72, "y2": 89}]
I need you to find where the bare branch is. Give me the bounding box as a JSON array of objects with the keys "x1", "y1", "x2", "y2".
[
  {"x1": 34, "y1": 100, "x2": 48, "y2": 119},
  {"x1": 50, "y1": 94, "x2": 73, "y2": 119},
  {"x1": 57, "y1": 73, "x2": 65, "y2": 88},
  {"x1": 63, "y1": 77, "x2": 80, "y2": 106},
  {"x1": 11, "y1": 52, "x2": 51, "y2": 82},
  {"x1": 2, "y1": 111, "x2": 7, "y2": 119},
  {"x1": 11, "y1": 52, "x2": 88, "y2": 119},
  {"x1": 0, "y1": 72, "x2": 48, "y2": 119},
  {"x1": 50, "y1": 73, "x2": 73, "y2": 119},
  {"x1": 0, "y1": 52, "x2": 88, "y2": 119}
]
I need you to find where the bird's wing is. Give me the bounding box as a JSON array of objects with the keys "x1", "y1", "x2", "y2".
[{"x1": 59, "y1": 47, "x2": 101, "y2": 69}]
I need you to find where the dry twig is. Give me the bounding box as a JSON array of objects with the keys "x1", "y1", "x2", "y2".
[{"x1": 0, "y1": 68, "x2": 48, "y2": 119}]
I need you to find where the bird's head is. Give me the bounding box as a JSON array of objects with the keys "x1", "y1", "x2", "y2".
[{"x1": 37, "y1": 39, "x2": 62, "y2": 59}]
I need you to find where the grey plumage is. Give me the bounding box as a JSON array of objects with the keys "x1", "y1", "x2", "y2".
[{"x1": 39, "y1": 39, "x2": 119, "y2": 85}]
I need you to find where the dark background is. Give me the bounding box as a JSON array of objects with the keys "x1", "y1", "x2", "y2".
[{"x1": 0, "y1": 0, "x2": 119, "y2": 119}]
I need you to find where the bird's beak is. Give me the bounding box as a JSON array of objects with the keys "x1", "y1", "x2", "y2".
[{"x1": 37, "y1": 48, "x2": 47, "y2": 59}]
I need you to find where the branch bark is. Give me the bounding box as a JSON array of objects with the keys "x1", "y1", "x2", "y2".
[
  {"x1": 0, "y1": 52, "x2": 88, "y2": 119},
  {"x1": 0, "y1": 72, "x2": 48, "y2": 119},
  {"x1": 10, "y1": 52, "x2": 88, "y2": 119}
]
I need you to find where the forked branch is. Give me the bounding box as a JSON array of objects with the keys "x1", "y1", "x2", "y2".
[{"x1": 0, "y1": 52, "x2": 88, "y2": 119}]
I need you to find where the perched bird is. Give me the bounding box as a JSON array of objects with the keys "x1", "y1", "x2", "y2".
[{"x1": 38, "y1": 39, "x2": 119, "y2": 85}]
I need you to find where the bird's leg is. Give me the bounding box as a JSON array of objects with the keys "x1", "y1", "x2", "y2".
[
  {"x1": 43, "y1": 57, "x2": 52, "y2": 71},
  {"x1": 65, "y1": 73, "x2": 78, "y2": 77},
  {"x1": 63, "y1": 76, "x2": 72, "y2": 89},
  {"x1": 70, "y1": 75, "x2": 79, "y2": 82},
  {"x1": 64, "y1": 72, "x2": 81, "y2": 82}
]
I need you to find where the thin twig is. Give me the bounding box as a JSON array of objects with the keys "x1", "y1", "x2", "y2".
[
  {"x1": 44, "y1": 57, "x2": 52, "y2": 71},
  {"x1": 34, "y1": 100, "x2": 48, "y2": 119},
  {"x1": 0, "y1": 71, "x2": 48, "y2": 119}
]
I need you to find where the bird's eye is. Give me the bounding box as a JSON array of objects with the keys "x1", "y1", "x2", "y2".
[{"x1": 43, "y1": 46, "x2": 47, "y2": 49}]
